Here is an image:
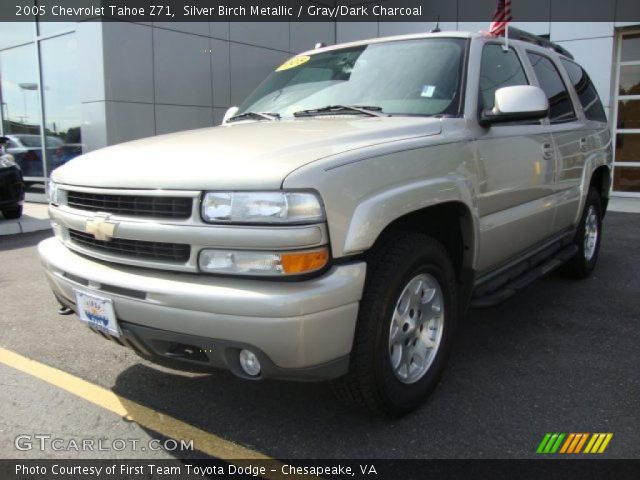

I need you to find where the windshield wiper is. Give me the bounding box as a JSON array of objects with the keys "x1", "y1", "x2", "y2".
[
  {"x1": 293, "y1": 105, "x2": 386, "y2": 118},
  {"x1": 228, "y1": 111, "x2": 280, "y2": 123}
]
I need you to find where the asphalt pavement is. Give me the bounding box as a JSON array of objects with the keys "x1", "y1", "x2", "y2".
[{"x1": 0, "y1": 212, "x2": 638, "y2": 460}]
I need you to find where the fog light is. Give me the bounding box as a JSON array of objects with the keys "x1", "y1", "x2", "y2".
[{"x1": 239, "y1": 349, "x2": 261, "y2": 376}]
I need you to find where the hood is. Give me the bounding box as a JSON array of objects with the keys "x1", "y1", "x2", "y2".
[{"x1": 52, "y1": 116, "x2": 442, "y2": 190}]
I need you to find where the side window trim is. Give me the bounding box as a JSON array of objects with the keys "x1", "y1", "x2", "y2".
[{"x1": 525, "y1": 49, "x2": 579, "y2": 125}]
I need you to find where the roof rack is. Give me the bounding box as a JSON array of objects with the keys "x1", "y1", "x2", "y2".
[{"x1": 507, "y1": 26, "x2": 574, "y2": 60}]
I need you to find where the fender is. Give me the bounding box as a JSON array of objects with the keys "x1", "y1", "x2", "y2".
[
  {"x1": 574, "y1": 129, "x2": 612, "y2": 224},
  {"x1": 342, "y1": 174, "x2": 479, "y2": 267}
]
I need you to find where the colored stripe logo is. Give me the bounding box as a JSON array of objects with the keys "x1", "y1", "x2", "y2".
[{"x1": 537, "y1": 433, "x2": 613, "y2": 454}]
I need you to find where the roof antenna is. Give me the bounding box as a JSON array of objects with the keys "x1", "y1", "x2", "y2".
[{"x1": 430, "y1": 16, "x2": 441, "y2": 33}]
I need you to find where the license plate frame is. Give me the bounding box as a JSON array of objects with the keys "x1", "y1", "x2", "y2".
[{"x1": 73, "y1": 290, "x2": 120, "y2": 338}]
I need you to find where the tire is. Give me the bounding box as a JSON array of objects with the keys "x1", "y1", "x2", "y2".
[
  {"x1": 332, "y1": 232, "x2": 458, "y2": 417},
  {"x1": 2, "y1": 204, "x2": 23, "y2": 220},
  {"x1": 562, "y1": 187, "x2": 603, "y2": 279}
]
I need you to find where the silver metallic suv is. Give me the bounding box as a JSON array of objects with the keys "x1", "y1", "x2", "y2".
[{"x1": 39, "y1": 30, "x2": 612, "y2": 416}]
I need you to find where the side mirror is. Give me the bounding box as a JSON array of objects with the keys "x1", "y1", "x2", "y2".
[
  {"x1": 221, "y1": 106, "x2": 239, "y2": 125},
  {"x1": 0, "y1": 136, "x2": 9, "y2": 145},
  {"x1": 480, "y1": 85, "x2": 549, "y2": 126}
]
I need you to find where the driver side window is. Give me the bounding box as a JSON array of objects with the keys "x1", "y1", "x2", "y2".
[{"x1": 479, "y1": 45, "x2": 529, "y2": 111}]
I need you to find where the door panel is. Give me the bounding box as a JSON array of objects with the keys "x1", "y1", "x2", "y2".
[
  {"x1": 527, "y1": 52, "x2": 591, "y2": 231},
  {"x1": 550, "y1": 125, "x2": 586, "y2": 230},
  {"x1": 475, "y1": 126, "x2": 556, "y2": 272}
]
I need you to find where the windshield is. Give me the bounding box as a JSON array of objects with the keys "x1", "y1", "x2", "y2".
[{"x1": 237, "y1": 38, "x2": 467, "y2": 118}]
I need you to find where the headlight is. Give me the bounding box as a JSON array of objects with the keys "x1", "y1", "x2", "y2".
[
  {"x1": 201, "y1": 191, "x2": 324, "y2": 224},
  {"x1": 199, "y1": 247, "x2": 329, "y2": 276},
  {"x1": 47, "y1": 181, "x2": 64, "y2": 205},
  {"x1": 0, "y1": 155, "x2": 16, "y2": 169}
]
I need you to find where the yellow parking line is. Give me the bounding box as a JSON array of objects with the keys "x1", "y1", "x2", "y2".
[{"x1": 0, "y1": 346, "x2": 289, "y2": 477}]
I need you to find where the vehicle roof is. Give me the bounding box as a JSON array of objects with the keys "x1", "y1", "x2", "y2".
[
  {"x1": 299, "y1": 31, "x2": 475, "y2": 56},
  {"x1": 299, "y1": 30, "x2": 568, "y2": 61}
]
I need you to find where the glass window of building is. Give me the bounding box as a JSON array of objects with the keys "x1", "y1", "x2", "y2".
[
  {"x1": 38, "y1": 22, "x2": 77, "y2": 37},
  {"x1": 614, "y1": 29, "x2": 640, "y2": 195},
  {"x1": 0, "y1": 43, "x2": 45, "y2": 179},
  {"x1": 0, "y1": 22, "x2": 34, "y2": 49},
  {"x1": 621, "y1": 33, "x2": 640, "y2": 62},
  {"x1": 35, "y1": 0, "x2": 77, "y2": 36},
  {"x1": 40, "y1": 33, "x2": 82, "y2": 175}
]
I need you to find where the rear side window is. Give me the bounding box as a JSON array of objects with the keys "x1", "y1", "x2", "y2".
[
  {"x1": 479, "y1": 45, "x2": 529, "y2": 111},
  {"x1": 561, "y1": 59, "x2": 607, "y2": 122},
  {"x1": 527, "y1": 52, "x2": 577, "y2": 124}
]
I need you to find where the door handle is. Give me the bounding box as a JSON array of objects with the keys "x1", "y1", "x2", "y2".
[
  {"x1": 542, "y1": 143, "x2": 554, "y2": 160},
  {"x1": 579, "y1": 137, "x2": 590, "y2": 152}
]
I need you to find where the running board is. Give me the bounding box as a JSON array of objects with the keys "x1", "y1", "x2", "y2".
[{"x1": 470, "y1": 244, "x2": 578, "y2": 308}]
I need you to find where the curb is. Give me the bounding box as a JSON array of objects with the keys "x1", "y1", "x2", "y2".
[{"x1": 0, "y1": 203, "x2": 51, "y2": 236}]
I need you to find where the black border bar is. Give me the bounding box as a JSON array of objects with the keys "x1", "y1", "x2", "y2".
[
  {"x1": 2, "y1": 0, "x2": 640, "y2": 23},
  {"x1": 3, "y1": 459, "x2": 640, "y2": 480}
]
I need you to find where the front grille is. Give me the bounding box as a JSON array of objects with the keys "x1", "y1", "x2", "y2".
[
  {"x1": 69, "y1": 229, "x2": 191, "y2": 263},
  {"x1": 66, "y1": 191, "x2": 192, "y2": 219}
]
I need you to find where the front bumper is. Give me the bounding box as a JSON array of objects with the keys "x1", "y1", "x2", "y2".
[{"x1": 38, "y1": 237, "x2": 366, "y2": 380}]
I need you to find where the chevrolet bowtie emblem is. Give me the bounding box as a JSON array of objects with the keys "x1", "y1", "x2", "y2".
[{"x1": 85, "y1": 216, "x2": 117, "y2": 241}]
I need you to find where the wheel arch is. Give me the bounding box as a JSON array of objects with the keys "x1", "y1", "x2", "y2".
[
  {"x1": 341, "y1": 177, "x2": 478, "y2": 277},
  {"x1": 370, "y1": 201, "x2": 475, "y2": 283},
  {"x1": 589, "y1": 164, "x2": 611, "y2": 215}
]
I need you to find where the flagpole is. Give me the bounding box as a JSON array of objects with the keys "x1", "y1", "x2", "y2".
[{"x1": 504, "y1": 23, "x2": 509, "y2": 51}]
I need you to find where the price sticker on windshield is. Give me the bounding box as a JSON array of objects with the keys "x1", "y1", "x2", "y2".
[{"x1": 276, "y1": 55, "x2": 310, "y2": 72}]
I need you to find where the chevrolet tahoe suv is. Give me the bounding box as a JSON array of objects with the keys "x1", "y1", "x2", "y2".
[{"x1": 39, "y1": 30, "x2": 612, "y2": 417}]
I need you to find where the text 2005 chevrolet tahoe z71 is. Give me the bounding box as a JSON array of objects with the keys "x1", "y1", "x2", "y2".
[{"x1": 39, "y1": 31, "x2": 612, "y2": 416}]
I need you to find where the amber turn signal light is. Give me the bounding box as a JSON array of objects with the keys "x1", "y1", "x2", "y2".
[{"x1": 281, "y1": 248, "x2": 329, "y2": 274}]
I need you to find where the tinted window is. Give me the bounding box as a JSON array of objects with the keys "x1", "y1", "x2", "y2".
[
  {"x1": 479, "y1": 45, "x2": 528, "y2": 111},
  {"x1": 527, "y1": 52, "x2": 576, "y2": 124},
  {"x1": 561, "y1": 59, "x2": 607, "y2": 123}
]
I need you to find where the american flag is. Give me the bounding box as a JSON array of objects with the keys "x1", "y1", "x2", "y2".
[{"x1": 489, "y1": 0, "x2": 512, "y2": 37}]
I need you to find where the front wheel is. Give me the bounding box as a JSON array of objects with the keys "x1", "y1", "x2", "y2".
[{"x1": 332, "y1": 232, "x2": 458, "y2": 417}]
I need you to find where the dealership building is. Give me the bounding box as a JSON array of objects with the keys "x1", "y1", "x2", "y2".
[{"x1": 0, "y1": 16, "x2": 639, "y2": 200}]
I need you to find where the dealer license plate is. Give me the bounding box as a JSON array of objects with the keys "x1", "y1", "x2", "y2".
[{"x1": 74, "y1": 290, "x2": 120, "y2": 338}]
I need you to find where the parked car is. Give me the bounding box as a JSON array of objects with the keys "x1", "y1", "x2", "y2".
[
  {"x1": 4, "y1": 134, "x2": 81, "y2": 179},
  {"x1": 0, "y1": 137, "x2": 25, "y2": 219},
  {"x1": 39, "y1": 30, "x2": 611, "y2": 416}
]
